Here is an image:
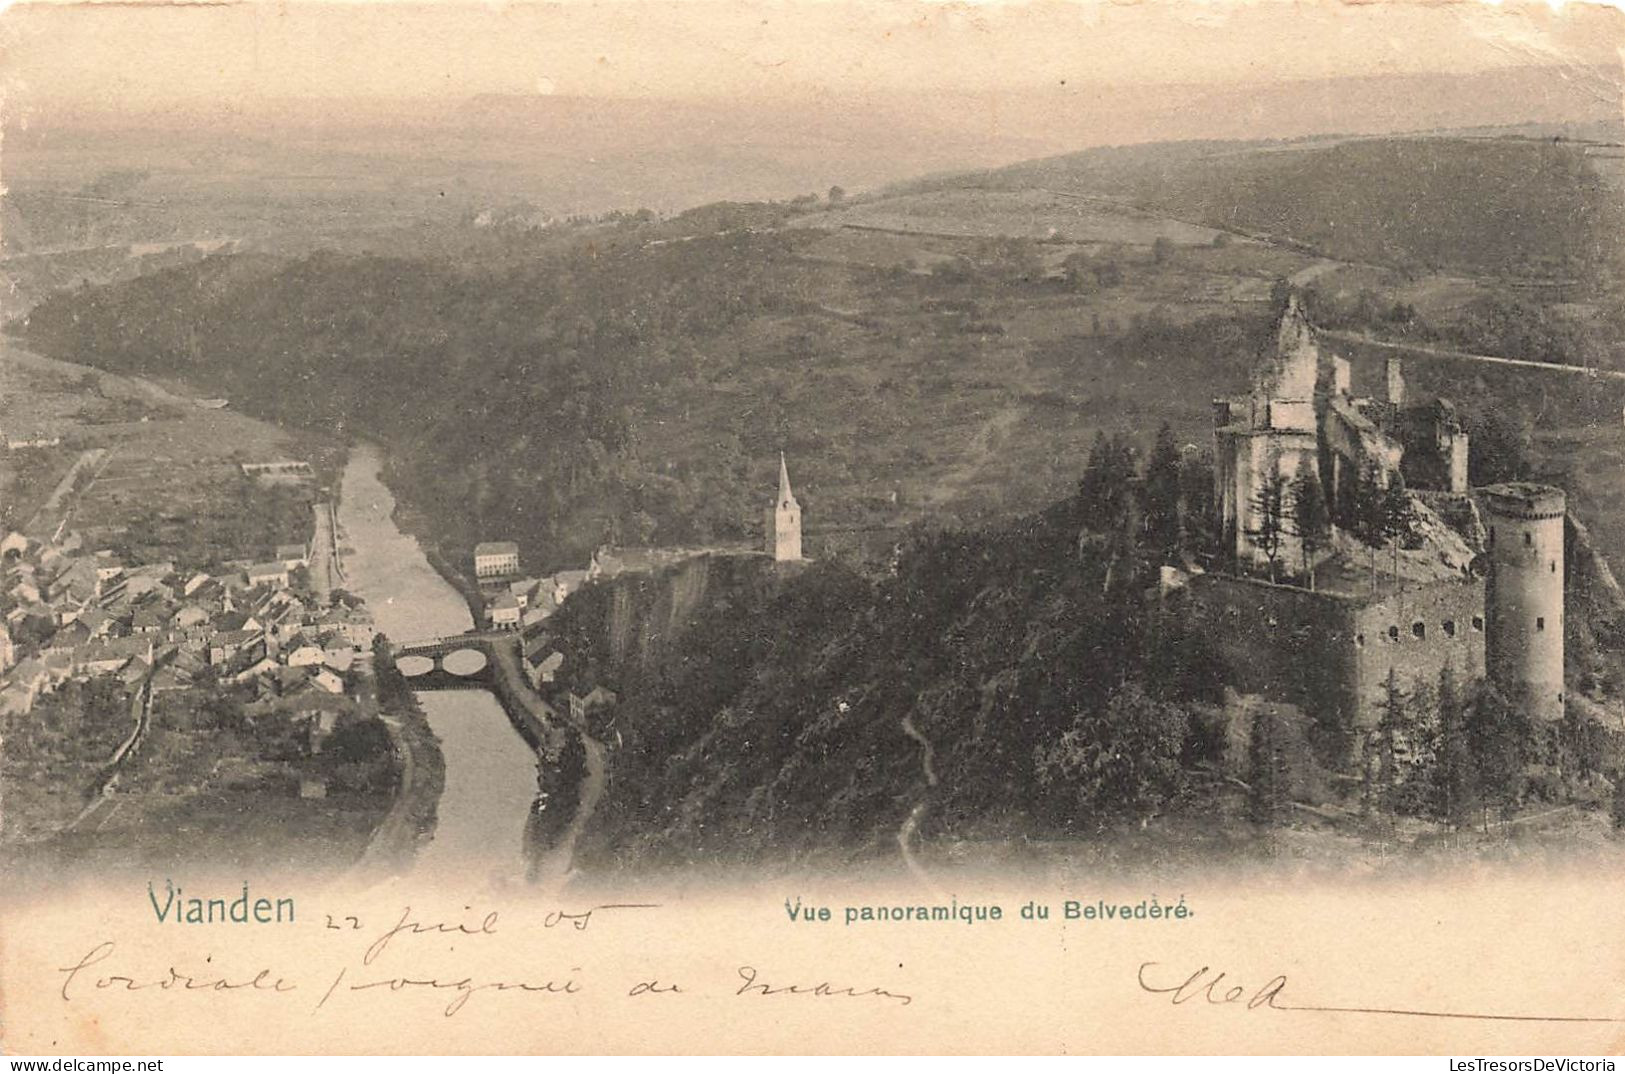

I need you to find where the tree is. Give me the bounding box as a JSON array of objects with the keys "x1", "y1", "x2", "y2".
[
  {"x1": 827, "y1": 185, "x2": 846, "y2": 206},
  {"x1": 1142, "y1": 424, "x2": 1183, "y2": 553},
  {"x1": 1469, "y1": 408, "x2": 1533, "y2": 486},
  {"x1": 1270, "y1": 278, "x2": 1294, "y2": 316},
  {"x1": 1612, "y1": 773, "x2": 1625, "y2": 834},
  {"x1": 1178, "y1": 449, "x2": 1217, "y2": 555},
  {"x1": 1379, "y1": 473, "x2": 1415, "y2": 585},
  {"x1": 1246, "y1": 706, "x2": 1293, "y2": 826},
  {"x1": 1034, "y1": 683, "x2": 1189, "y2": 830},
  {"x1": 1151, "y1": 236, "x2": 1174, "y2": 264},
  {"x1": 1289, "y1": 470, "x2": 1330, "y2": 588},
  {"x1": 1077, "y1": 432, "x2": 1137, "y2": 537},
  {"x1": 1373, "y1": 668, "x2": 1414, "y2": 815},
  {"x1": 1467, "y1": 683, "x2": 1528, "y2": 829},
  {"x1": 1350, "y1": 463, "x2": 1389, "y2": 590},
  {"x1": 1246, "y1": 471, "x2": 1290, "y2": 581},
  {"x1": 1432, "y1": 664, "x2": 1478, "y2": 828},
  {"x1": 1062, "y1": 252, "x2": 1096, "y2": 293}
]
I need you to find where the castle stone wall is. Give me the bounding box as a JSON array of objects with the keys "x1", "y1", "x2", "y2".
[{"x1": 1188, "y1": 572, "x2": 1487, "y2": 755}]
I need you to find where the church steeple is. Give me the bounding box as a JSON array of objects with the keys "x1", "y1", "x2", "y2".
[
  {"x1": 765, "y1": 452, "x2": 803, "y2": 562},
  {"x1": 777, "y1": 452, "x2": 797, "y2": 508}
]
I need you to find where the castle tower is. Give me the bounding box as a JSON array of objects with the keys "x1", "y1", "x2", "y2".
[
  {"x1": 764, "y1": 453, "x2": 802, "y2": 562},
  {"x1": 1384, "y1": 356, "x2": 1406, "y2": 406},
  {"x1": 1213, "y1": 294, "x2": 1320, "y2": 570},
  {"x1": 1479, "y1": 483, "x2": 1566, "y2": 722}
]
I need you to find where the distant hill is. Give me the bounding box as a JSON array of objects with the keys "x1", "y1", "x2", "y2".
[
  {"x1": 15, "y1": 119, "x2": 1625, "y2": 582},
  {"x1": 891, "y1": 133, "x2": 1624, "y2": 278}
]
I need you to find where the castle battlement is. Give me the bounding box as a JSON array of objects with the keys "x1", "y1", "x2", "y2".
[{"x1": 1477, "y1": 482, "x2": 1566, "y2": 521}]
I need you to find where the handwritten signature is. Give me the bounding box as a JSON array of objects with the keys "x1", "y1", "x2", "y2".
[{"x1": 1137, "y1": 962, "x2": 1625, "y2": 1024}]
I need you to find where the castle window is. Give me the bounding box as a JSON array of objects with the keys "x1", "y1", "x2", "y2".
[
  {"x1": 1472, "y1": 616, "x2": 1484, "y2": 632},
  {"x1": 1551, "y1": 561, "x2": 1557, "y2": 573},
  {"x1": 1443, "y1": 620, "x2": 1456, "y2": 638},
  {"x1": 1489, "y1": 526, "x2": 1496, "y2": 545},
  {"x1": 1411, "y1": 621, "x2": 1426, "y2": 640},
  {"x1": 1387, "y1": 625, "x2": 1399, "y2": 642},
  {"x1": 1524, "y1": 532, "x2": 1533, "y2": 547},
  {"x1": 1536, "y1": 617, "x2": 1546, "y2": 632},
  {"x1": 1355, "y1": 633, "x2": 1366, "y2": 648}
]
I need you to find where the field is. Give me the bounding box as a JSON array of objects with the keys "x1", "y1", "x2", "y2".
[{"x1": 1, "y1": 342, "x2": 345, "y2": 567}]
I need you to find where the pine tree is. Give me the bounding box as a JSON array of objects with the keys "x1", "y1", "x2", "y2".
[
  {"x1": 1433, "y1": 664, "x2": 1478, "y2": 828},
  {"x1": 1177, "y1": 450, "x2": 1216, "y2": 555},
  {"x1": 1289, "y1": 470, "x2": 1330, "y2": 589},
  {"x1": 1078, "y1": 432, "x2": 1137, "y2": 537},
  {"x1": 1247, "y1": 472, "x2": 1290, "y2": 582},
  {"x1": 1612, "y1": 773, "x2": 1625, "y2": 834},
  {"x1": 1353, "y1": 463, "x2": 1386, "y2": 591},
  {"x1": 1380, "y1": 472, "x2": 1415, "y2": 584},
  {"x1": 1374, "y1": 668, "x2": 1408, "y2": 815},
  {"x1": 1247, "y1": 706, "x2": 1293, "y2": 826},
  {"x1": 1467, "y1": 683, "x2": 1527, "y2": 830},
  {"x1": 1143, "y1": 423, "x2": 1183, "y2": 553}
]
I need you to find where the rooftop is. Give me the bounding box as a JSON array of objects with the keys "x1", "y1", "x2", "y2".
[{"x1": 475, "y1": 541, "x2": 520, "y2": 557}]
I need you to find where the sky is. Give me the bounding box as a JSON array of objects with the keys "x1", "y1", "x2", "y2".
[{"x1": 2, "y1": 0, "x2": 1622, "y2": 117}]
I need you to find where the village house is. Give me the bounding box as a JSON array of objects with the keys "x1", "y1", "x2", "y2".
[
  {"x1": 286, "y1": 643, "x2": 326, "y2": 668},
  {"x1": 245, "y1": 561, "x2": 290, "y2": 589},
  {"x1": 489, "y1": 592, "x2": 521, "y2": 629},
  {"x1": 568, "y1": 685, "x2": 618, "y2": 723},
  {"x1": 275, "y1": 542, "x2": 311, "y2": 569},
  {"x1": 311, "y1": 668, "x2": 345, "y2": 695}
]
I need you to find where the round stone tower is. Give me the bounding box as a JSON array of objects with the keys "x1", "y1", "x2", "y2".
[{"x1": 1479, "y1": 482, "x2": 1566, "y2": 722}]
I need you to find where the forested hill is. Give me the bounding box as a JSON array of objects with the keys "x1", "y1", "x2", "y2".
[
  {"x1": 12, "y1": 211, "x2": 1277, "y2": 574},
  {"x1": 15, "y1": 131, "x2": 1625, "y2": 579},
  {"x1": 540, "y1": 470, "x2": 1233, "y2": 866},
  {"x1": 16, "y1": 228, "x2": 825, "y2": 569}
]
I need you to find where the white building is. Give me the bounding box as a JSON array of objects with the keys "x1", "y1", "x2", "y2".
[{"x1": 474, "y1": 541, "x2": 521, "y2": 579}]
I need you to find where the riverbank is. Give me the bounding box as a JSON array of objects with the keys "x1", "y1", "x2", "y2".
[
  {"x1": 366, "y1": 448, "x2": 611, "y2": 883},
  {"x1": 350, "y1": 646, "x2": 446, "y2": 877},
  {"x1": 333, "y1": 444, "x2": 541, "y2": 882}
]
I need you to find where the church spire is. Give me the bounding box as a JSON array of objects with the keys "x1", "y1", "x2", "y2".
[
  {"x1": 778, "y1": 452, "x2": 796, "y2": 506},
  {"x1": 765, "y1": 451, "x2": 803, "y2": 562}
]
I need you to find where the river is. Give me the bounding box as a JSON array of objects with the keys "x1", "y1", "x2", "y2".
[{"x1": 335, "y1": 443, "x2": 540, "y2": 885}]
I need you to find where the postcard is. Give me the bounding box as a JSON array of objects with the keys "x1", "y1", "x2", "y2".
[{"x1": 2, "y1": 0, "x2": 1624, "y2": 1055}]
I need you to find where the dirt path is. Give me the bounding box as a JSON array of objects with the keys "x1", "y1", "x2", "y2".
[
  {"x1": 349, "y1": 712, "x2": 420, "y2": 876},
  {"x1": 897, "y1": 715, "x2": 942, "y2": 888},
  {"x1": 24, "y1": 447, "x2": 109, "y2": 536},
  {"x1": 309, "y1": 500, "x2": 338, "y2": 603}
]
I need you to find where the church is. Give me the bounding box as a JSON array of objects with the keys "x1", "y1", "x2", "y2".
[{"x1": 764, "y1": 452, "x2": 802, "y2": 562}]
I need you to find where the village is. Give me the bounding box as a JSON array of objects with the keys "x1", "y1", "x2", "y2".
[{"x1": 0, "y1": 528, "x2": 377, "y2": 720}]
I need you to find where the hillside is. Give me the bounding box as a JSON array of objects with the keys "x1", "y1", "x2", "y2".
[
  {"x1": 14, "y1": 130, "x2": 1625, "y2": 866},
  {"x1": 14, "y1": 132, "x2": 1625, "y2": 582},
  {"x1": 12, "y1": 219, "x2": 1283, "y2": 574},
  {"x1": 537, "y1": 492, "x2": 1231, "y2": 865},
  {"x1": 884, "y1": 134, "x2": 1625, "y2": 280}
]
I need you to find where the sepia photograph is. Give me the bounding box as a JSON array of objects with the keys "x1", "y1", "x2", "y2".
[{"x1": 1, "y1": 0, "x2": 1624, "y2": 1056}]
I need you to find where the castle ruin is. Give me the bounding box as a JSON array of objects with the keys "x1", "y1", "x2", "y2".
[{"x1": 1192, "y1": 297, "x2": 1566, "y2": 743}]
